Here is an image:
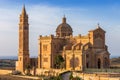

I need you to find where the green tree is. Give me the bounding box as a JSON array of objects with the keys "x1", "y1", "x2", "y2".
[
  {"x1": 74, "y1": 76, "x2": 82, "y2": 80},
  {"x1": 49, "y1": 75, "x2": 62, "y2": 80},
  {"x1": 54, "y1": 55, "x2": 64, "y2": 69},
  {"x1": 25, "y1": 64, "x2": 31, "y2": 75},
  {"x1": 69, "y1": 72, "x2": 73, "y2": 80}
]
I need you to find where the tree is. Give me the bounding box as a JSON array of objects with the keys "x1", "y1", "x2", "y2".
[
  {"x1": 25, "y1": 64, "x2": 31, "y2": 75},
  {"x1": 69, "y1": 72, "x2": 73, "y2": 80},
  {"x1": 49, "y1": 75, "x2": 62, "y2": 80},
  {"x1": 54, "y1": 55, "x2": 65, "y2": 69},
  {"x1": 74, "y1": 76, "x2": 82, "y2": 80}
]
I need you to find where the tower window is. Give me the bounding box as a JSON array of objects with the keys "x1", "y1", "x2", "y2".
[
  {"x1": 20, "y1": 19, "x2": 22, "y2": 22},
  {"x1": 43, "y1": 45, "x2": 48, "y2": 51},
  {"x1": 44, "y1": 58, "x2": 48, "y2": 62},
  {"x1": 20, "y1": 57, "x2": 21, "y2": 61},
  {"x1": 19, "y1": 27, "x2": 22, "y2": 30},
  {"x1": 24, "y1": 27, "x2": 28, "y2": 30}
]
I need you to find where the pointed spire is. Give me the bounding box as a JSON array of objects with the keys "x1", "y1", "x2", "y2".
[
  {"x1": 22, "y1": 5, "x2": 27, "y2": 15},
  {"x1": 62, "y1": 15, "x2": 66, "y2": 23},
  {"x1": 64, "y1": 14, "x2": 65, "y2": 18}
]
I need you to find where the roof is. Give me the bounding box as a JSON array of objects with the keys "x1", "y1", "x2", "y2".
[
  {"x1": 56, "y1": 16, "x2": 73, "y2": 33},
  {"x1": 89, "y1": 24, "x2": 106, "y2": 33}
]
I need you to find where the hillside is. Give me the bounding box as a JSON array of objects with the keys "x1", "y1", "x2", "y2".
[
  {"x1": 0, "y1": 57, "x2": 120, "y2": 69},
  {"x1": 110, "y1": 57, "x2": 120, "y2": 68},
  {"x1": 0, "y1": 59, "x2": 15, "y2": 70}
]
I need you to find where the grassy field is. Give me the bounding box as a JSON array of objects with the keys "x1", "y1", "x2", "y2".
[{"x1": 0, "y1": 75, "x2": 34, "y2": 80}]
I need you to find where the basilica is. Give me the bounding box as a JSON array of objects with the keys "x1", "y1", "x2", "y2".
[{"x1": 16, "y1": 6, "x2": 110, "y2": 74}]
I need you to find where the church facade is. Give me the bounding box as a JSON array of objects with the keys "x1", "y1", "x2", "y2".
[{"x1": 16, "y1": 6, "x2": 110, "y2": 73}]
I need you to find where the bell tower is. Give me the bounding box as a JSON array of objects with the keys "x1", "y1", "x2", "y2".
[{"x1": 16, "y1": 5, "x2": 30, "y2": 73}]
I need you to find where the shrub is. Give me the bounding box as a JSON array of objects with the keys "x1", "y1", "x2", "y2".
[
  {"x1": 48, "y1": 75, "x2": 62, "y2": 80},
  {"x1": 69, "y1": 73, "x2": 73, "y2": 80},
  {"x1": 12, "y1": 70, "x2": 21, "y2": 75}
]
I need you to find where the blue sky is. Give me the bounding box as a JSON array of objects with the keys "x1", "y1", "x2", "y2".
[{"x1": 0, "y1": 0, "x2": 120, "y2": 57}]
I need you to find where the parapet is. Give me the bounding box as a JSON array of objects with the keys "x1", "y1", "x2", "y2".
[{"x1": 39, "y1": 34, "x2": 54, "y2": 40}]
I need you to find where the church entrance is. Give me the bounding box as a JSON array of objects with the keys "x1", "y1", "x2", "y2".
[
  {"x1": 86, "y1": 62, "x2": 89, "y2": 68},
  {"x1": 98, "y1": 58, "x2": 101, "y2": 69}
]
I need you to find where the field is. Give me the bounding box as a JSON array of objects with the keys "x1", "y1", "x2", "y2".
[
  {"x1": 0, "y1": 57, "x2": 120, "y2": 80},
  {"x1": 110, "y1": 57, "x2": 120, "y2": 68},
  {"x1": 0, "y1": 75, "x2": 34, "y2": 80}
]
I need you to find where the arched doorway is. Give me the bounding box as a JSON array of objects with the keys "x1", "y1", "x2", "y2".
[
  {"x1": 86, "y1": 62, "x2": 89, "y2": 68},
  {"x1": 98, "y1": 58, "x2": 101, "y2": 69}
]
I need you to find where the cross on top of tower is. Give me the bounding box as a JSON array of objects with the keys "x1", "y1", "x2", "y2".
[{"x1": 97, "y1": 23, "x2": 100, "y2": 28}]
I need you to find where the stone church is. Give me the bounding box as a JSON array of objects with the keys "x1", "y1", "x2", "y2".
[{"x1": 16, "y1": 6, "x2": 110, "y2": 73}]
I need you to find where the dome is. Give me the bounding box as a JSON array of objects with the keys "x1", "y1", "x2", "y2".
[
  {"x1": 56, "y1": 23, "x2": 72, "y2": 33},
  {"x1": 56, "y1": 16, "x2": 73, "y2": 37}
]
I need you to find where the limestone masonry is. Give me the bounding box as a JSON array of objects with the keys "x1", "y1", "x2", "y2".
[{"x1": 16, "y1": 6, "x2": 110, "y2": 74}]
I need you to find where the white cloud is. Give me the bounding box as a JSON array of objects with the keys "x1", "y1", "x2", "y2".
[{"x1": 0, "y1": 4, "x2": 120, "y2": 57}]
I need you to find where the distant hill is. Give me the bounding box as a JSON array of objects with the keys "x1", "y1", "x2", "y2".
[
  {"x1": 0, "y1": 56, "x2": 120, "y2": 69},
  {"x1": 0, "y1": 56, "x2": 17, "y2": 60},
  {"x1": 110, "y1": 57, "x2": 120, "y2": 68}
]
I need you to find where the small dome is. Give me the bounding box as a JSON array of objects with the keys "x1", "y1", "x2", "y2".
[{"x1": 56, "y1": 16, "x2": 73, "y2": 37}]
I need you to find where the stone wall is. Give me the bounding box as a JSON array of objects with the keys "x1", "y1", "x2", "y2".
[
  {"x1": 73, "y1": 72, "x2": 120, "y2": 80},
  {"x1": 35, "y1": 68, "x2": 67, "y2": 76},
  {"x1": 0, "y1": 69, "x2": 12, "y2": 75}
]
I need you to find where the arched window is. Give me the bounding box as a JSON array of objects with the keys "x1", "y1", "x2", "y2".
[
  {"x1": 19, "y1": 57, "x2": 21, "y2": 61},
  {"x1": 43, "y1": 45, "x2": 48, "y2": 51}
]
